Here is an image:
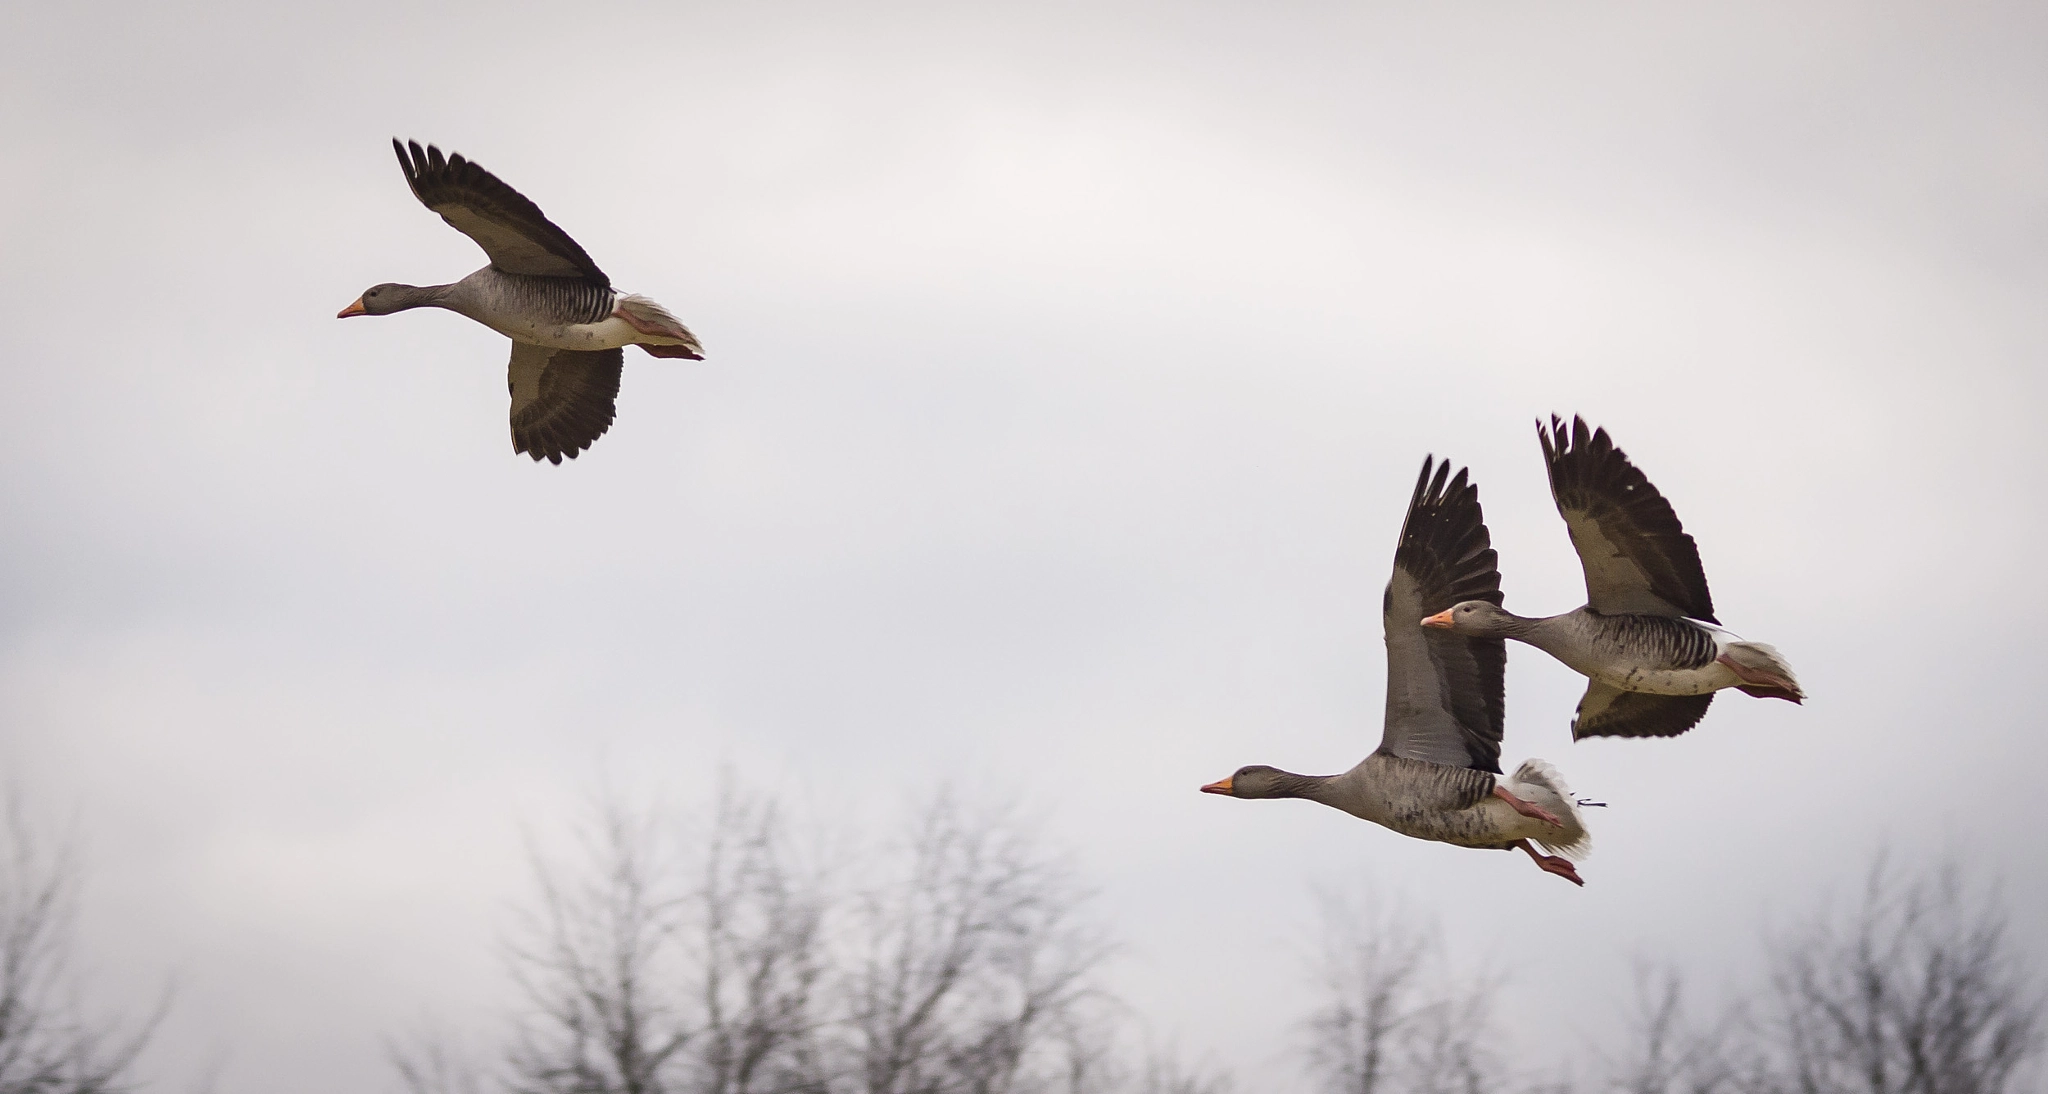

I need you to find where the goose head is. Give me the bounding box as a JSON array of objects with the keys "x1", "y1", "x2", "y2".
[
  {"x1": 1421, "y1": 599, "x2": 1520, "y2": 636},
  {"x1": 1201, "y1": 765, "x2": 1307, "y2": 799},
  {"x1": 337, "y1": 283, "x2": 440, "y2": 318}
]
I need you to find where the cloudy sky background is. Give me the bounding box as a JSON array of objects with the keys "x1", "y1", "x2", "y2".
[{"x1": 4, "y1": 1, "x2": 2046, "y2": 1090}]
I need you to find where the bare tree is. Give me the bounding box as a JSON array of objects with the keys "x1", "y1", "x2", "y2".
[
  {"x1": 689, "y1": 793, "x2": 828, "y2": 1094},
  {"x1": 1581, "y1": 858, "x2": 2044, "y2": 1094},
  {"x1": 832, "y1": 795, "x2": 1111, "y2": 1094},
  {"x1": 1591, "y1": 963, "x2": 1758, "y2": 1094},
  {"x1": 502, "y1": 800, "x2": 689, "y2": 1094},
  {"x1": 1762, "y1": 858, "x2": 2043, "y2": 1094},
  {"x1": 477, "y1": 789, "x2": 828, "y2": 1094},
  {"x1": 1122, "y1": 1046, "x2": 1232, "y2": 1094},
  {"x1": 0, "y1": 800, "x2": 159, "y2": 1094},
  {"x1": 1302, "y1": 892, "x2": 1498, "y2": 1094},
  {"x1": 402, "y1": 786, "x2": 1146, "y2": 1094}
]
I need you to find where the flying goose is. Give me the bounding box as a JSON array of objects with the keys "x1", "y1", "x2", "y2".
[
  {"x1": 1423, "y1": 417, "x2": 1802, "y2": 739},
  {"x1": 338, "y1": 140, "x2": 704, "y2": 464},
  {"x1": 1202, "y1": 458, "x2": 1593, "y2": 886}
]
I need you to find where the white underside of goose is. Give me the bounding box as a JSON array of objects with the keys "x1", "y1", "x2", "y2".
[
  {"x1": 1580, "y1": 618, "x2": 1797, "y2": 697},
  {"x1": 473, "y1": 292, "x2": 699, "y2": 353}
]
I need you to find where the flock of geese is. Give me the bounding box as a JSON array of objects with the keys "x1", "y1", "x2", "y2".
[
  {"x1": 1202, "y1": 423, "x2": 1803, "y2": 886},
  {"x1": 339, "y1": 141, "x2": 1802, "y2": 886}
]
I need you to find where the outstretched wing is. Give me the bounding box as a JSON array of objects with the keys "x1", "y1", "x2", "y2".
[
  {"x1": 508, "y1": 344, "x2": 623, "y2": 464},
  {"x1": 1539, "y1": 416, "x2": 1715, "y2": 622},
  {"x1": 394, "y1": 140, "x2": 609, "y2": 284},
  {"x1": 1378, "y1": 457, "x2": 1506, "y2": 774},
  {"x1": 1572, "y1": 681, "x2": 1714, "y2": 739}
]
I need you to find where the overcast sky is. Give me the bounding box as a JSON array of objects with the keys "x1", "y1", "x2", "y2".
[{"x1": 3, "y1": 1, "x2": 2047, "y2": 1090}]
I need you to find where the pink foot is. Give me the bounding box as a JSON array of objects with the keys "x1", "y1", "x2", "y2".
[
  {"x1": 611, "y1": 305, "x2": 669, "y2": 338},
  {"x1": 1515, "y1": 840, "x2": 1584, "y2": 887},
  {"x1": 1494, "y1": 785, "x2": 1564, "y2": 828}
]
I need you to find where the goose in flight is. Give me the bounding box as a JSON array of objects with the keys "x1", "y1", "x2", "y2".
[
  {"x1": 1423, "y1": 417, "x2": 1802, "y2": 739},
  {"x1": 337, "y1": 140, "x2": 703, "y2": 464},
  {"x1": 1202, "y1": 458, "x2": 1593, "y2": 886}
]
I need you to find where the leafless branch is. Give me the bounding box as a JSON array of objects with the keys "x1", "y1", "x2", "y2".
[
  {"x1": 1765, "y1": 857, "x2": 2044, "y2": 1094},
  {"x1": 1301, "y1": 891, "x2": 1500, "y2": 1094},
  {"x1": 426, "y1": 785, "x2": 1140, "y2": 1094},
  {"x1": 0, "y1": 797, "x2": 161, "y2": 1094}
]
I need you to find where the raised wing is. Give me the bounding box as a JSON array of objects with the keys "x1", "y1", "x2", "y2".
[
  {"x1": 1539, "y1": 416, "x2": 1715, "y2": 622},
  {"x1": 1378, "y1": 458, "x2": 1506, "y2": 773},
  {"x1": 394, "y1": 140, "x2": 609, "y2": 284},
  {"x1": 1572, "y1": 681, "x2": 1714, "y2": 739},
  {"x1": 508, "y1": 344, "x2": 623, "y2": 464}
]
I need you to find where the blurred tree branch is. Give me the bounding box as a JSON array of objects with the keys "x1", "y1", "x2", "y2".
[
  {"x1": 400, "y1": 785, "x2": 1191, "y2": 1094},
  {"x1": 0, "y1": 798, "x2": 162, "y2": 1094},
  {"x1": 1765, "y1": 857, "x2": 2043, "y2": 1094},
  {"x1": 1303, "y1": 892, "x2": 1497, "y2": 1094}
]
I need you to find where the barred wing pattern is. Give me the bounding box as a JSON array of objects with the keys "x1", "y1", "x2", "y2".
[
  {"x1": 1539, "y1": 415, "x2": 1715, "y2": 622},
  {"x1": 508, "y1": 344, "x2": 623, "y2": 464},
  {"x1": 394, "y1": 140, "x2": 609, "y2": 284},
  {"x1": 1572, "y1": 682, "x2": 1715, "y2": 740},
  {"x1": 1378, "y1": 458, "x2": 1507, "y2": 774}
]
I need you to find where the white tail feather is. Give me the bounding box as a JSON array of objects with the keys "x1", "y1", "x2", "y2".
[
  {"x1": 616, "y1": 294, "x2": 699, "y2": 344},
  {"x1": 1727, "y1": 640, "x2": 1799, "y2": 681},
  {"x1": 1505, "y1": 759, "x2": 1593, "y2": 861}
]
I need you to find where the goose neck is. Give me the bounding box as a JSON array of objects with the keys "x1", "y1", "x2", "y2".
[
  {"x1": 1499, "y1": 611, "x2": 1573, "y2": 650},
  {"x1": 1266, "y1": 769, "x2": 1341, "y2": 802}
]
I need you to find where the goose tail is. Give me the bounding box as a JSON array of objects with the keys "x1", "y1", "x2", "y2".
[
  {"x1": 1505, "y1": 759, "x2": 1592, "y2": 861},
  {"x1": 1723, "y1": 640, "x2": 1803, "y2": 702},
  {"x1": 616, "y1": 294, "x2": 704, "y2": 358}
]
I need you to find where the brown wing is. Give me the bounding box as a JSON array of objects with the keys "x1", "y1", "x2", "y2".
[
  {"x1": 1378, "y1": 457, "x2": 1507, "y2": 774},
  {"x1": 394, "y1": 140, "x2": 609, "y2": 284},
  {"x1": 1572, "y1": 681, "x2": 1714, "y2": 739},
  {"x1": 1539, "y1": 416, "x2": 1716, "y2": 622},
  {"x1": 508, "y1": 344, "x2": 623, "y2": 464}
]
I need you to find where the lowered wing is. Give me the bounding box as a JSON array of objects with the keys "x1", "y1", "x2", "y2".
[{"x1": 508, "y1": 343, "x2": 623, "y2": 464}]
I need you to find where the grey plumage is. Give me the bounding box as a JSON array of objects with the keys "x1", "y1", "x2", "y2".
[
  {"x1": 508, "y1": 345, "x2": 623, "y2": 464},
  {"x1": 1379, "y1": 457, "x2": 1505, "y2": 773},
  {"x1": 393, "y1": 139, "x2": 608, "y2": 284},
  {"x1": 1540, "y1": 415, "x2": 1715, "y2": 621},
  {"x1": 1427, "y1": 417, "x2": 1803, "y2": 739},
  {"x1": 340, "y1": 140, "x2": 706, "y2": 463},
  {"x1": 1204, "y1": 457, "x2": 1592, "y2": 878},
  {"x1": 1573, "y1": 684, "x2": 1715, "y2": 740}
]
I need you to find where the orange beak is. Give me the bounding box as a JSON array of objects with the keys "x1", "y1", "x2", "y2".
[
  {"x1": 1420, "y1": 609, "x2": 1456, "y2": 629},
  {"x1": 1200, "y1": 776, "x2": 1235, "y2": 796},
  {"x1": 336, "y1": 297, "x2": 367, "y2": 318}
]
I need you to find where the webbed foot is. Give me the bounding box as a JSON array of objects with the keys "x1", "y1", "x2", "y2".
[{"x1": 1494, "y1": 785, "x2": 1564, "y2": 828}]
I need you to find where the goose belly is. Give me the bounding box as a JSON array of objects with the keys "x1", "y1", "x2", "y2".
[
  {"x1": 1593, "y1": 661, "x2": 1738, "y2": 696},
  {"x1": 1379, "y1": 799, "x2": 1524, "y2": 850},
  {"x1": 490, "y1": 315, "x2": 643, "y2": 351}
]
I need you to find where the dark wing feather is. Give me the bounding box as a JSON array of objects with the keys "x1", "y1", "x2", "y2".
[
  {"x1": 508, "y1": 344, "x2": 623, "y2": 464},
  {"x1": 1572, "y1": 681, "x2": 1714, "y2": 739},
  {"x1": 395, "y1": 140, "x2": 609, "y2": 284},
  {"x1": 1378, "y1": 457, "x2": 1506, "y2": 773},
  {"x1": 1539, "y1": 416, "x2": 1715, "y2": 622}
]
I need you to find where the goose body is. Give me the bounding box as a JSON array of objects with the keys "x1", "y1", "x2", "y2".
[
  {"x1": 1203, "y1": 458, "x2": 1593, "y2": 886},
  {"x1": 1425, "y1": 417, "x2": 1802, "y2": 739},
  {"x1": 428, "y1": 270, "x2": 689, "y2": 353},
  {"x1": 338, "y1": 141, "x2": 704, "y2": 464},
  {"x1": 1289, "y1": 753, "x2": 1588, "y2": 853},
  {"x1": 1512, "y1": 611, "x2": 1731, "y2": 695}
]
